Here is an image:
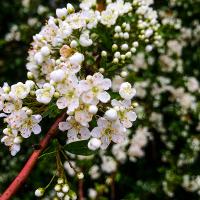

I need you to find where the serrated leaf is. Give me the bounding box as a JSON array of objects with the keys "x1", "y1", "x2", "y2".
[{"x1": 64, "y1": 140, "x2": 96, "y2": 156}]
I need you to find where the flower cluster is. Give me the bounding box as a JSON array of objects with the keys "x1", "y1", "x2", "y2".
[{"x1": 0, "y1": 0, "x2": 162, "y2": 157}]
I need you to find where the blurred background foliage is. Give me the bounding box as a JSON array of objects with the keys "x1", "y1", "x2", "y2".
[{"x1": 0, "y1": 0, "x2": 200, "y2": 200}]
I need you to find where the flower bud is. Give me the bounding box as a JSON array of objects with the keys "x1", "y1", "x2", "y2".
[
  {"x1": 101, "y1": 51, "x2": 107, "y2": 57},
  {"x1": 50, "y1": 69, "x2": 65, "y2": 82},
  {"x1": 57, "y1": 178, "x2": 64, "y2": 184},
  {"x1": 62, "y1": 184, "x2": 69, "y2": 193},
  {"x1": 70, "y1": 40, "x2": 78, "y2": 48},
  {"x1": 67, "y1": 3, "x2": 75, "y2": 13},
  {"x1": 88, "y1": 138, "x2": 101, "y2": 151},
  {"x1": 14, "y1": 136, "x2": 23, "y2": 144},
  {"x1": 105, "y1": 108, "x2": 118, "y2": 121},
  {"x1": 88, "y1": 105, "x2": 98, "y2": 114},
  {"x1": 56, "y1": 8, "x2": 67, "y2": 18},
  {"x1": 35, "y1": 188, "x2": 45, "y2": 197},
  {"x1": 77, "y1": 172, "x2": 84, "y2": 179},
  {"x1": 54, "y1": 184, "x2": 61, "y2": 192},
  {"x1": 41, "y1": 46, "x2": 50, "y2": 56}
]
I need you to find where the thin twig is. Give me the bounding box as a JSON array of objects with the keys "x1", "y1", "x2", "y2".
[{"x1": 0, "y1": 112, "x2": 66, "y2": 200}]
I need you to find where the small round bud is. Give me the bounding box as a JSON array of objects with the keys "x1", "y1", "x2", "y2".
[
  {"x1": 88, "y1": 138, "x2": 101, "y2": 151},
  {"x1": 114, "y1": 52, "x2": 120, "y2": 58},
  {"x1": 114, "y1": 33, "x2": 119, "y2": 39},
  {"x1": 122, "y1": 22, "x2": 126, "y2": 28},
  {"x1": 57, "y1": 178, "x2": 64, "y2": 184},
  {"x1": 123, "y1": 32, "x2": 129, "y2": 39},
  {"x1": 105, "y1": 108, "x2": 118, "y2": 121},
  {"x1": 121, "y1": 44, "x2": 129, "y2": 51},
  {"x1": 125, "y1": 51, "x2": 132, "y2": 58},
  {"x1": 26, "y1": 109, "x2": 33, "y2": 116},
  {"x1": 67, "y1": 3, "x2": 74, "y2": 13},
  {"x1": 41, "y1": 46, "x2": 50, "y2": 56},
  {"x1": 57, "y1": 192, "x2": 65, "y2": 198},
  {"x1": 30, "y1": 91, "x2": 35, "y2": 96},
  {"x1": 14, "y1": 136, "x2": 23, "y2": 144},
  {"x1": 70, "y1": 40, "x2": 78, "y2": 48},
  {"x1": 132, "y1": 41, "x2": 139, "y2": 47},
  {"x1": 77, "y1": 172, "x2": 84, "y2": 179},
  {"x1": 27, "y1": 72, "x2": 34, "y2": 79},
  {"x1": 114, "y1": 26, "x2": 121, "y2": 32},
  {"x1": 3, "y1": 86, "x2": 10, "y2": 93},
  {"x1": 88, "y1": 105, "x2": 98, "y2": 114},
  {"x1": 101, "y1": 51, "x2": 107, "y2": 57},
  {"x1": 132, "y1": 102, "x2": 138, "y2": 107},
  {"x1": 54, "y1": 92, "x2": 60, "y2": 98},
  {"x1": 145, "y1": 45, "x2": 153, "y2": 52},
  {"x1": 34, "y1": 52, "x2": 43, "y2": 65},
  {"x1": 112, "y1": 44, "x2": 118, "y2": 51},
  {"x1": 54, "y1": 184, "x2": 61, "y2": 192},
  {"x1": 121, "y1": 71, "x2": 128, "y2": 78},
  {"x1": 35, "y1": 188, "x2": 45, "y2": 197},
  {"x1": 99, "y1": 68, "x2": 105, "y2": 73},
  {"x1": 113, "y1": 58, "x2": 119, "y2": 63},
  {"x1": 64, "y1": 195, "x2": 70, "y2": 200},
  {"x1": 120, "y1": 55, "x2": 126, "y2": 60},
  {"x1": 62, "y1": 184, "x2": 69, "y2": 193},
  {"x1": 119, "y1": 32, "x2": 124, "y2": 38},
  {"x1": 131, "y1": 47, "x2": 136, "y2": 53}
]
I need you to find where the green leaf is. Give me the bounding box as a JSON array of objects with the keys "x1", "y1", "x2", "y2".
[
  {"x1": 64, "y1": 140, "x2": 96, "y2": 156},
  {"x1": 42, "y1": 102, "x2": 61, "y2": 118}
]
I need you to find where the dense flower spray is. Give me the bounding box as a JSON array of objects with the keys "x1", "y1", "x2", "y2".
[{"x1": 0, "y1": 0, "x2": 162, "y2": 199}]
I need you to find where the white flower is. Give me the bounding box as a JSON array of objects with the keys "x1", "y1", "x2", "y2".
[
  {"x1": 100, "y1": 9, "x2": 118, "y2": 27},
  {"x1": 74, "y1": 103, "x2": 93, "y2": 126},
  {"x1": 111, "y1": 99, "x2": 137, "y2": 128},
  {"x1": 1, "y1": 129, "x2": 21, "y2": 156},
  {"x1": 19, "y1": 114, "x2": 42, "y2": 138},
  {"x1": 119, "y1": 82, "x2": 136, "y2": 100},
  {"x1": 88, "y1": 138, "x2": 101, "y2": 150},
  {"x1": 59, "y1": 116, "x2": 90, "y2": 142},
  {"x1": 36, "y1": 83, "x2": 55, "y2": 104},
  {"x1": 91, "y1": 117, "x2": 126, "y2": 149},
  {"x1": 56, "y1": 81, "x2": 80, "y2": 113},
  {"x1": 9, "y1": 82, "x2": 30, "y2": 99},
  {"x1": 101, "y1": 155, "x2": 117, "y2": 173},
  {"x1": 80, "y1": 73, "x2": 111, "y2": 104}
]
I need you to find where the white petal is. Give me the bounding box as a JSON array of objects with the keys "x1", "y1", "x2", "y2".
[
  {"x1": 82, "y1": 91, "x2": 94, "y2": 104},
  {"x1": 101, "y1": 136, "x2": 110, "y2": 149},
  {"x1": 80, "y1": 127, "x2": 90, "y2": 139},
  {"x1": 127, "y1": 111, "x2": 137, "y2": 122},
  {"x1": 91, "y1": 127, "x2": 102, "y2": 138},
  {"x1": 97, "y1": 91, "x2": 110, "y2": 103},
  {"x1": 32, "y1": 124, "x2": 42, "y2": 135},
  {"x1": 59, "y1": 121, "x2": 71, "y2": 131},
  {"x1": 112, "y1": 134, "x2": 124, "y2": 144},
  {"x1": 56, "y1": 97, "x2": 68, "y2": 109},
  {"x1": 20, "y1": 128, "x2": 31, "y2": 138}
]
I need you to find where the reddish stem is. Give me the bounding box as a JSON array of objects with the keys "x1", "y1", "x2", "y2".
[
  {"x1": 0, "y1": 112, "x2": 66, "y2": 200},
  {"x1": 78, "y1": 179, "x2": 84, "y2": 200}
]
